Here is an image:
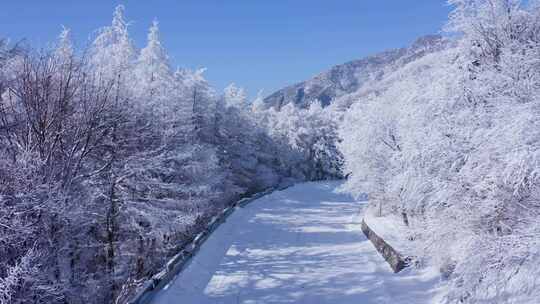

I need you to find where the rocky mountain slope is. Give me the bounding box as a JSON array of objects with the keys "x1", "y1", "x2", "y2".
[{"x1": 264, "y1": 35, "x2": 447, "y2": 109}]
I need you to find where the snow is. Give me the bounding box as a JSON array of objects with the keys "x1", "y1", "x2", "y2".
[{"x1": 151, "y1": 181, "x2": 443, "y2": 304}]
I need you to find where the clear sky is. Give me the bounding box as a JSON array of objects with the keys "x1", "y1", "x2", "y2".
[{"x1": 0, "y1": 1, "x2": 451, "y2": 98}]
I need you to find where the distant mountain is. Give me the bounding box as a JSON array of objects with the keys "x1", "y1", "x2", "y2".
[{"x1": 264, "y1": 35, "x2": 447, "y2": 109}]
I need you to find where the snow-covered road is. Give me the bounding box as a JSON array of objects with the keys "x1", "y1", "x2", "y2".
[{"x1": 152, "y1": 181, "x2": 441, "y2": 304}]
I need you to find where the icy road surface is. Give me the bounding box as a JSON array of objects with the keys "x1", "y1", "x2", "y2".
[{"x1": 152, "y1": 181, "x2": 442, "y2": 304}]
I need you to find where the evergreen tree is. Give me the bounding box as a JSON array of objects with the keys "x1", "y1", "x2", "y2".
[
  {"x1": 90, "y1": 5, "x2": 136, "y2": 80},
  {"x1": 134, "y1": 19, "x2": 172, "y2": 104}
]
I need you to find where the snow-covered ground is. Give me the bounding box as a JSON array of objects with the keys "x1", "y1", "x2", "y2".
[{"x1": 151, "y1": 181, "x2": 443, "y2": 304}]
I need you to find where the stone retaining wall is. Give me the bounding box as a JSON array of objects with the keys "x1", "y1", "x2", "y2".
[{"x1": 361, "y1": 219, "x2": 409, "y2": 273}]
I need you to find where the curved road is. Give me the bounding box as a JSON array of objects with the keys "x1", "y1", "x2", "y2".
[{"x1": 152, "y1": 181, "x2": 440, "y2": 304}]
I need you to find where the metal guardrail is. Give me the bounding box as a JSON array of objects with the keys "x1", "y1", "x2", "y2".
[{"x1": 128, "y1": 185, "x2": 290, "y2": 304}]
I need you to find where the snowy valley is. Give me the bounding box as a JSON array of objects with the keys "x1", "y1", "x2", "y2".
[{"x1": 2, "y1": 1, "x2": 540, "y2": 304}]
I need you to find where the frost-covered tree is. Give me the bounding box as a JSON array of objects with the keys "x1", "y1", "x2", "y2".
[
  {"x1": 339, "y1": 1, "x2": 540, "y2": 303},
  {"x1": 263, "y1": 102, "x2": 343, "y2": 180},
  {"x1": 0, "y1": 30, "x2": 128, "y2": 302},
  {"x1": 178, "y1": 68, "x2": 219, "y2": 144},
  {"x1": 55, "y1": 27, "x2": 74, "y2": 62},
  {"x1": 90, "y1": 5, "x2": 136, "y2": 80},
  {"x1": 213, "y1": 85, "x2": 287, "y2": 191},
  {"x1": 223, "y1": 83, "x2": 247, "y2": 108},
  {"x1": 251, "y1": 90, "x2": 266, "y2": 113},
  {"x1": 133, "y1": 19, "x2": 172, "y2": 105}
]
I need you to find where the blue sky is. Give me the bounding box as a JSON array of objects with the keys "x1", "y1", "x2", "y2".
[{"x1": 0, "y1": 1, "x2": 451, "y2": 98}]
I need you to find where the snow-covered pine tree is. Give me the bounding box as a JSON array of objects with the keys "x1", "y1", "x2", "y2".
[
  {"x1": 90, "y1": 5, "x2": 136, "y2": 82},
  {"x1": 133, "y1": 19, "x2": 172, "y2": 107}
]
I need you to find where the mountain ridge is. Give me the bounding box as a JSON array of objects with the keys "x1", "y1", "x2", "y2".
[{"x1": 264, "y1": 34, "x2": 447, "y2": 109}]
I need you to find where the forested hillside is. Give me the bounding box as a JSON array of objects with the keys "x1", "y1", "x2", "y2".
[
  {"x1": 0, "y1": 6, "x2": 341, "y2": 304},
  {"x1": 339, "y1": 1, "x2": 540, "y2": 303}
]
